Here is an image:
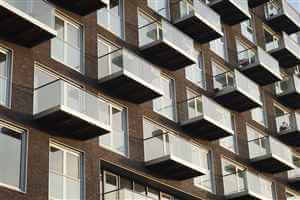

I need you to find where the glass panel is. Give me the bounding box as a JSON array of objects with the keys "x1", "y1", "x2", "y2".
[
  {"x1": 49, "y1": 146, "x2": 63, "y2": 173},
  {"x1": 0, "y1": 127, "x2": 22, "y2": 189},
  {"x1": 97, "y1": 0, "x2": 123, "y2": 38},
  {"x1": 153, "y1": 76, "x2": 175, "y2": 121},
  {"x1": 251, "y1": 107, "x2": 266, "y2": 126},
  {"x1": 65, "y1": 178, "x2": 81, "y2": 200},
  {"x1": 264, "y1": 29, "x2": 279, "y2": 51},
  {"x1": 147, "y1": 0, "x2": 169, "y2": 19},
  {"x1": 66, "y1": 152, "x2": 80, "y2": 179},
  {"x1": 98, "y1": 40, "x2": 111, "y2": 78},
  {"x1": 49, "y1": 172, "x2": 63, "y2": 199},
  {"x1": 104, "y1": 172, "x2": 118, "y2": 193}
]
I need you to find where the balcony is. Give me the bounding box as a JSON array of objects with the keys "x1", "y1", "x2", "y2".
[
  {"x1": 248, "y1": 0, "x2": 270, "y2": 8},
  {"x1": 138, "y1": 19, "x2": 197, "y2": 70},
  {"x1": 33, "y1": 80, "x2": 112, "y2": 140},
  {"x1": 104, "y1": 188, "x2": 154, "y2": 200},
  {"x1": 224, "y1": 171, "x2": 274, "y2": 200},
  {"x1": 275, "y1": 74, "x2": 300, "y2": 109},
  {"x1": 267, "y1": 33, "x2": 300, "y2": 68},
  {"x1": 248, "y1": 136, "x2": 294, "y2": 173},
  {"x1": 178, "y1": 95, "x2": 234, "y2": 140},
  {"x1": 276, "y1": 112, "x2": 300, "y2": 146},
  {"x1": 172, "y1": 0, "x2": 223, "y2": 43},
  {"x1": 213, "y1": 69, "x2": 262, "y2": 112},
  {"x1": 144, "y1": 132, "x2": 208, "y2": 180},
  {"x1": 98, "y1": 49, "x2": 163, "y2": 104},
  {"x1": 288, "y1": 169, "x2": 300, "y2": 189},
  {"x1": 237, "y1": 47, "x2": 282, "y2": 86},
  {"x1": 265, "y1": 0, "x2": 300, "y2": 34},
  {"x1": 0, "y1": 0, "x2": 56, "y2": 47},
  {"x1": 48, "y1": 0, "x2": 107, "y2": 16},
  {"x1": 206, "y1": 0, "x2": 250, "y2": 25}
]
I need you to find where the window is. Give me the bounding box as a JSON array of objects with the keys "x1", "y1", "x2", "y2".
[
  {"x1": 97, "y1": 38, "x2": 119, "y2": 78},
  {"x1": 0, "y1": 123, "x2": 27, "y2": 192},
  {"x1": 212, "y1": 61, "x2": 233, "y2": 90},
  {"x1": 247, "y1": 125, "x2": 268, "y2": 159},
  {"x1": 210, "y1": 28, "x2": 226, "y2": 60},
  {"x1": 102, "y1": 171, "x2": 161, "y2": 200},
  {"x1": 153, "y1": 75, "x2": 176, "y2": 121},
  {"x1": 194, "y1": 151, "x2": 214, "y2": 193},
  {"x1": 185, "y1": 53, "x2": 205, "y2": 88},
  {"x1": 219, "y1": 114, "x2": 237, "y2": 153},
  {"x1": 147, "y1": 0, "x2": 170, "y2": 19},
  {"x1": 274, "y1": 103, "x2": 291, "y2": 133},
  {"x1": 236, "y1": 39, "x2": 256, "y2": 68},
  {"x1": 265, "y1": 1, "x2": 280, "y2": 19},
  {"x1": 251, "y1": 107, "x2": 267, "y2": 127},
  {"x1": 0, "y1": 48, "x2": 11, "y2": 107},
  {"x1": 99, "y1": 105, "x2": 128, "y2": 156},
  {"x1": 221, "y1": 159, "x2": 245, "y2": 195},
  {"x1": 98, "y1": 0, "x2": 124, "y2": 39},
  {"x1": 241, "y1": 19, "x2": 255, "y2": 43},
  {"x1": 49, "y1": 143, "x2": 83, "y2": 200},
  {"x1": 138, "y1": 11, "x2": 162, "y2": 47},
  {"x1": 186, "y1": 89, "x2": 202, "y2": 119},
  {"x1": 251, "y1": 94, "x2": 267, "y2": 127},
  {"x1": 263, "y1": 27, "x2": 279, "y2": 51},
  {"x1": 51, "y1": 14, "x2": 83, "y2": 73}
]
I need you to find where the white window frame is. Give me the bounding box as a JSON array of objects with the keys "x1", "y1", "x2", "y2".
[
  {"x1": 194, "y1": 151, "x2": 215, "y2": 193},
  {"x1": 147, "y1": 0, "x2": 170, "y2": 20},
  {"x1": 241, "y1": 19, "x2": 256, "y2": 43},
  {"x1": 99, "y1": 104, "x2": 129, "y2": 157},
  {"x1": 49, "y1": 143, "x2": 84, "y2": 200},
  {"x1": 221, "y1": 158, "x2": 246, "y2": 194},
  {"x1": 51, "y1": 13, "x2": 83, "y2": 73},
  {"x1": 153, "y1": 74, "x2": 177, "y2": 122},
  {"x1": 0, "y1": 122, "x2": 27, "y2": 193},
  {"x1": 251, "y1": 93, "x2": 267, "y2": 127},
  {"x1": 0, "y1": 47, "x2": 12, "y2": 108},
  {"x1": 219, "y1": 114, "x2": 238, "y2": 154},
  {"x1": 185, "y1": 52, "x2": 206, "y2": 89},
  {"x1": 263, "y1": 26, "x2": 280, "y2": 51},
  {"x1": 97, "y1": 0, "x2": 125, "y2": 39},
  {"x1": 97, "y1": 37, "x2": 120, "y2": 78}
]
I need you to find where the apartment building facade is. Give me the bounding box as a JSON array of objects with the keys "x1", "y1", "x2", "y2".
[{"x1": 0, "y1": 0, "x2": 300, "y2": 199}]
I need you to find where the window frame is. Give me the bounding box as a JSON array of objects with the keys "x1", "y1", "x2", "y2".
[
  {"x1": 153, "y1": 74, "x2": 177, "y2": 122},
  {"x1": 185, "y1": 52, "x2": 206, "y2": 89},
  {"x1": 97, "y1": 0, "x2": 125, "y2": 39},
  {"x1": 0, "y1": 122, "x2": 27, "y2": 193},
  {"x1": 147, "y1": 0, "x2": 170, "y2": 20},
  {"x1": 219, "y1": 113, "x2": 238, "y2": 154},
  {"x1": 0, "y1": 46, "x2": 12, "y2": 108},
  {"x1": 49, "y1": 142, "x2": 84, "y2": 200},
  {"x1": 99, "y1": 103, "x2": 129, "y2": 157},
  {"x1": 221, "y1": 158, "x2": 246, "y2": 194},
  {"x1": 51, "y1": 13, "x2": 84, "y2": 73}
]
